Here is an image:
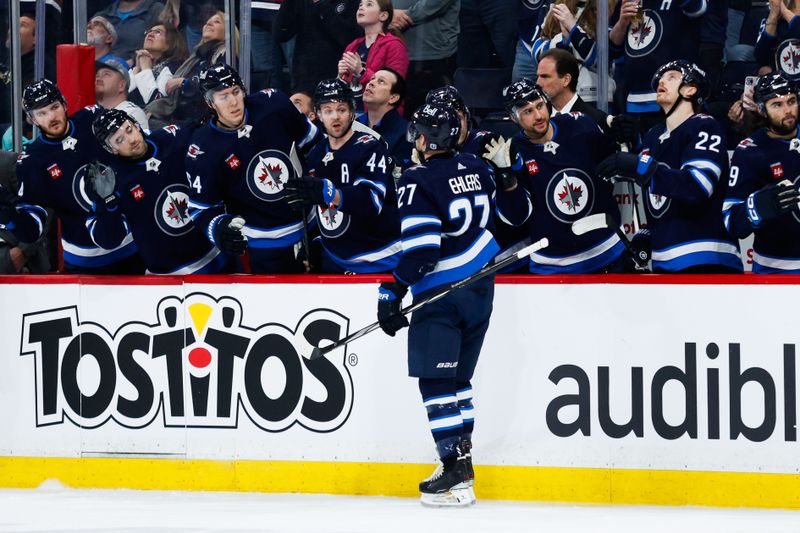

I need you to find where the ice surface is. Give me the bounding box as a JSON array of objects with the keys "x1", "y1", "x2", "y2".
[{"x1": 0, "y1": 487, "x2": 797, "y2": 533}]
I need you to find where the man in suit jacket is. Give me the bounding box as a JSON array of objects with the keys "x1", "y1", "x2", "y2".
[{"x1": 536, "y1": 48, "x2": 609, "y2": 127}]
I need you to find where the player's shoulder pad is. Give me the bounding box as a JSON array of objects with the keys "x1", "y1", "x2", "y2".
[
  {"x1": 689, "y1": 112, "x2": 724, "y2": 132},
  {"x1": 735, "y1": 137, "x2": 758, "y2": 150},
  {"x1": 162, "y1": 124, "x2": 180, "y2": 136}
]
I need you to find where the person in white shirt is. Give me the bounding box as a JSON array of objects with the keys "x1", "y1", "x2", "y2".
[{"x1": 95, "y1": 58, "x2": 149, "y2": 130}]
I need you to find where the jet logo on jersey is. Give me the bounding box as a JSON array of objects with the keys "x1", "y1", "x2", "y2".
[
  {"x1": 154, "y1": 185, "x2": 193, "y2": 236},
  {"x1": 246, "y1": 149, "x2": 296, "y2": 202},
  {"x1": 777, "y1": 39, "x2": 800, "y2": 80},
  {"x1": 354, "y1": 135, "x2": 375, "y2": 145},
  {"x1": 47, "y1": 164, "x2": 63, "y2": 180},
  {"x1": 163, "y1": 125, "x2": 179, "y2": 136},
  {"x1": 626, "y1": 10, "x2": 663, "y2": 58},
  {"x1": 19, "y1": 293, "x2": 354, "y2": 433},
  {"x1": 187, "y1": 144, "x2": 204, "y2": 159},
  {"x1": 317, "y1": 205, "x2": 351, "y2": 238},
  {"x1": 646, "y1": 191, "x2": 671, "y2": 218},
  {"x1": 546, "y1": 168, "x2": 594, "y2": 223}
]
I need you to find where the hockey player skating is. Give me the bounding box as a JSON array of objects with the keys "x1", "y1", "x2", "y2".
[
  {"x1": 87, "y1": 108, "x2": 233, "y2": 274},
  {"x1": 185, "y1": 63, "x2": 320, "y2": 273},
  {"x1": 491, "y1": 78, "x2": 626, "y2": 273},
  {"x1": 723, "y1": 73, "x2": 800, "y2": 272},
  {"x1": 0, "y1": 79, "x2": 141, "y2": 273},
  {"x1": 283, "y1": 79, "x2": 401, "y2": 273},
  {"x1": 377, "y1": 103, "x2": 502, "y2": 507},
  {"x1": 597, "y1": 60, "x2": 743, "y2": 273}
]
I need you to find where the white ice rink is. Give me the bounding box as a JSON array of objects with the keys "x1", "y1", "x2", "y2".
[{"x1": 0, "y1": 485, "x2": 798, "y2": 533}]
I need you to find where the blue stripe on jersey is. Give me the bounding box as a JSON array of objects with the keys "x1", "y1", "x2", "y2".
[
  {"x1": 652, "y1": 239, "x2": 742, "y2": 272},
  {"x1": 529, "y1": 239, "x2": 625, "y2": 274},
  {"x1": 321, "y1": 240, "x2": 401, "y2": 273},
  {"x1": 402, "y1": 231, "x2": 441, "y2": 252},
  {"x1": 401, "y1": 215, "x2": 442, "y2": 233},
  {"x1": 243, "y1": 221, "x2": 304, "y2": 248},
  {"x1": 62, "y1": 239, "x2": 139, "y2": 268},
  {"x1": 752, "y1": 251, "x2": 800, "y2": 273},
  {"x1": 411, "y1": 229, "x2": 500, "y2": 296},
  {"x1": 352, "y1": 177, "x2": 387, "y2": 197}
]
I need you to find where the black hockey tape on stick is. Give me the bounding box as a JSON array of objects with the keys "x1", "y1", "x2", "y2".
[
  {"x1": 607, "y1": 115, "x2": 647, "y2": 232},
  {"x1": 571, "y1": 213, "x2": 649, "y2": 269},
  {"x1": 308, "y1": 237, "x2": 550, "y2": 361},
  {"x1": 289, "y1": 142, "x2": 313, "y2": 271}
]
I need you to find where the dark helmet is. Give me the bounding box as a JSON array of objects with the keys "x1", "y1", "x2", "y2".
[
  {"x1": 22, "y1": 78, "x2": 65, "y2": 113},
  {"x1": 92, "y1": 108, "x2": 137, "y2": 152},
  {"x1": 407, "y1": 103, "x2": 461, "y2": 152},
  {"x1": 313, "y1": 78, "x2": 355, "y2": 110},
  {"x1": 199, "y1": 63, "x2": 245, "y2": 104},
  {"x1": 754, "y1": 72, "x2": 797, "y2": 113},
  {"x1": 502, "y1": 78, "x2": 551, "y2": 116},
  {"x1": 650, "y1": 60, "x2": 709, "y2": 104},
  {"x1": 426, "y1": 85, "x2": 470, "y2": 123}
]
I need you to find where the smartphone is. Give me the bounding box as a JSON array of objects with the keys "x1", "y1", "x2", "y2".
[{"x1": 742, "y1": 76, "x2": 758, "y2": 111}]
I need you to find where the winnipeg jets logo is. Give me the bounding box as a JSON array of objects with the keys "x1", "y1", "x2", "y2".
[
  {"x1": 187, "y1": 144, "x2": 204, "y2": 159},
  {"x1": 778, "y1": 39, "x2": 800, "y2": 79},
  {"x1": 354, "y1": 135, "x2": 375, "y2": 145},
  {"x1": 163, "y1": 125, "x2": 179, "y2": 136},
  {"x1": 646, "y1": 191, "x2": 671, "y2": 219},
  {"x1": 62, "y1": 136, "x2": 77, "y2": 151},
  {"x1": 316, "y1": 204, "x2": 351, "y2": 237},
  {"x1": 245, "y1": 149, "x2": 296, "y2": 202},
  {"x1": 155, "y1": 185, "x2": 193, "y2": 236},
  {"x1": 545, "y1": 168, "x2": 594, "y2": 223},
  {"x1": 626, "y1": 10, "x2": 663, "y2": 58}
]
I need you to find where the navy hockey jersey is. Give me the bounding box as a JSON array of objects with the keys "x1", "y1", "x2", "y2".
[
  {"x1": 610, "y1": 0, "x2": 706, "y2": 112},
  {"x1": 498, "y1": 112, "x2": 624, "y2": 274},
  {"x1": 88, "y1": 125, "x2": 226, "y2": 275},
  {"x1": 185, "y1": 89, "x2": 319, "y2": 250},
  {"x1": 641, "y1": 113, "x2": 742, "y2": 271},
  {"x1": 725, "y1": 129, "x2": 800, "y2": 273},
  {"x1": 13, "y1": 106, "x2": 137, "y2": 269},
  {"x1": 306, "y1": 131, "x2": 401, "y2": 273},
  {"x1": 395, "y1": 152, "x2": 500, "y2": 297}
]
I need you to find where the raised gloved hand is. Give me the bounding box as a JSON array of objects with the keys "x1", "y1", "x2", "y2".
[
  {"x1": 482, "y1": 137, "x2": 522, "y2": 190},
  {"x1": 596, "y1": 152, "x2": 658, "y2": 187},
  {"x1": 746, "y1": 179, "x2": 800, "y2": 227},
  {"x1": 212, "y1": 215, "x2": 248, "y2": 255},
  {"x1": 609, "y1": 114, "x2": 639, "y2": 146},
  {"x1": 284, "y1": 176, "x2": 338, "y2": 209},
  {"x1": 85, "y1": 160, "x2": 119, "y2": 212},
  {"x1": 0, "y1": 183, "x2": 20, "y2": 226},
  {"x1": 377, "y1": 280, "x2": 409, "y2": 337}
]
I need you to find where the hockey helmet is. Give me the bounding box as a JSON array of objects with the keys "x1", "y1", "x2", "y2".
[
  {"x1": 426, "y1": 85, "x2": 471, "y2": 124},
  {"x1": 407, "y1": 103, "x2": 461, "y2": 153},
  {"x1": 650, "y1": 60, "x2": 709, "y2": 104},
  {"x1": 22, "y1": 78, "x2": 65, "y2": 114},
  {"x1": 92, "y1": 108, "x2": 137, "y2": 152},
  {"x1": 754, "y1": 72, "x2": 797, "y2": 114},
  {"x1": 314, "y1": 78, "x2": 355, "y2": 110},
  {"x1": 502, "y1": 78, "x2": 552, "y2": 117},
  {"x1": 200, "y1": 63, "x2": 246, "y2": 104}
]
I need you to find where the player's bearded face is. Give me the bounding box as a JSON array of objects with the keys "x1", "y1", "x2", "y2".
[
  {"x1": 30, "y1": 101, "x2": 68, "y2": 138},
  {"x1": 108, "y1": 121, "x2": 146, "y2": 158},
  {"x1": 319, "y1": 102, "x2": 353, "y2": 139},
  {"x1": 766, "y1": 94, "x2": 798, "y2": 135},
  {"x1": 517, "y1": 100, "x2": 550, "y2": 139}
]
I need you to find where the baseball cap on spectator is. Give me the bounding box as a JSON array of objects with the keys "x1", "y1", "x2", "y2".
[
  {"x1": 89, "y1": 15, "x2": 118, "y2": 44},
  {"x1": 95, "y1": 58, "x2": 130, "y2": 91}
]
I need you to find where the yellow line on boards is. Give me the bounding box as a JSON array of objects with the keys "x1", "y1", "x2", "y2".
[{"x1": 0, "y1": 457, "x2": 799, "y2": 509}]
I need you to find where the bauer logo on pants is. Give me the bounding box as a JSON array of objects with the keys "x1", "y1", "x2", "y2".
[{"x1": 19, "y1": 293, "x2": 354, "y2": 433}]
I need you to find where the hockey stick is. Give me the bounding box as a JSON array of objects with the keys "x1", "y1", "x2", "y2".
[
  {"x1": 308, "y1": 237, "x2": 550, "y2": 361},
  {"x1": 571, "y1": 213, "x2": 649, "y2": 268},
  {"x1": 288, "y1": 142, "x2": 313, "y2": 271},
  {"x1": 606, "y1": 115, "x2": 647, "y2": 233}
]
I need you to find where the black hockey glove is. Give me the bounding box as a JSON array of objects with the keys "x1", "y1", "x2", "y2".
[
  {"x1": 0, "y1": 183, "x2": 20, "y2": 226},
  {"x1": 628, "y1": 229, "x2": 651, "y2": 271},
  {"x1": 609, "y1": 114, "x2": 639, "y2": 146},
  {"x1": 377, "y1": 280, "x2": 409, "y2": 337},
  {"x1": 212, "y1": 215, "x2": 248, "y2": 255},
  {"x1": 746, "y1": 180, "x2": 800, "y2": 227},
  {"x1": 596, "y1": 152, "x2": 657, "y2": 187},
  {"x1": 284, "y1": 176, "x2": 338, "y2": 209},
  {"x1": 85, "y1": 160, "x2": 119, "y2": 212}
]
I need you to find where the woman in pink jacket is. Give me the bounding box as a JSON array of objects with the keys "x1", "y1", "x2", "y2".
[{"x1": 339, "y1": 0, "x2": 409, "y2": 112}]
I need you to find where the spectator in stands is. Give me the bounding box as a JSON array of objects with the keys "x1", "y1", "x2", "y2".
[
  {"x1": 291, "y1": 90, "x2": 318, "y2": 122},
  {"x1": 458, "y1": 0, "x2": 516, "y2": 69},
  {"x1": 87, "y1": 15, "x2": 128, "y2": 65},
  {"x1": 95, "y1": 58, "x2": 149, "y2": 129},
  {"x1": 357, "y1": 67, "x2": 411, "y2": 163},
  {"x1": 275, "y1": 0, "x2": 361, "y2": 94},
  {"x1": 92, "y1": 0, "x2": 166, "y2": 64},
  {"x1": 755, "y1": 0, "x2": 800, "y2": 81},
  {"x1": 390, "y1": 0, "x2": 459, "y2": 117},
  {"x1": 514, "y1": 0, "x2": 552, "y2": 82},
  {"x1": 533, "y1": 0, "x2": 615, "y2": 107},
  {"x1": 0, "y1": 151, "x2": 50, "y2": 274},
  {"x1": 536, "y1": 48, "x2": 608, "y2": 126},
  {"x1": 699, "y1": 0, "x2": 728, "y2": 99},
  {"x1": 339, "y1": 0, "x2": 409, "y2": 113},
  {"x1": 250, "y1": 0, "x2": 291, "y2": 91},
  {"x1": 609, "y1": 0, "x2": 706, "y2": 132},
  {"x1": 129, "y1": 23, "x2": 188, "y2": 107},
  {"x1": 145, "y1": 10, "x2": 231, "y2": 128},
  {"x1": 726, "y1": 0, "x2": 767, "y2": 62}
]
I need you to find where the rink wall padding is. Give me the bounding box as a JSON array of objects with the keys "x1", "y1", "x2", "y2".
[{"x1": 1, "y1": 274, "x2": 800, "y2": 509}]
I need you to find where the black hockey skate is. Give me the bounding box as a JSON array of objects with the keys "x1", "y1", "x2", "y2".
[
  {"x1": 461, "y1": 439, "x2": 474, "y2": 487},
  {"x1": 419, "y1": 452, "x2": 475, "y2": 507}
]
